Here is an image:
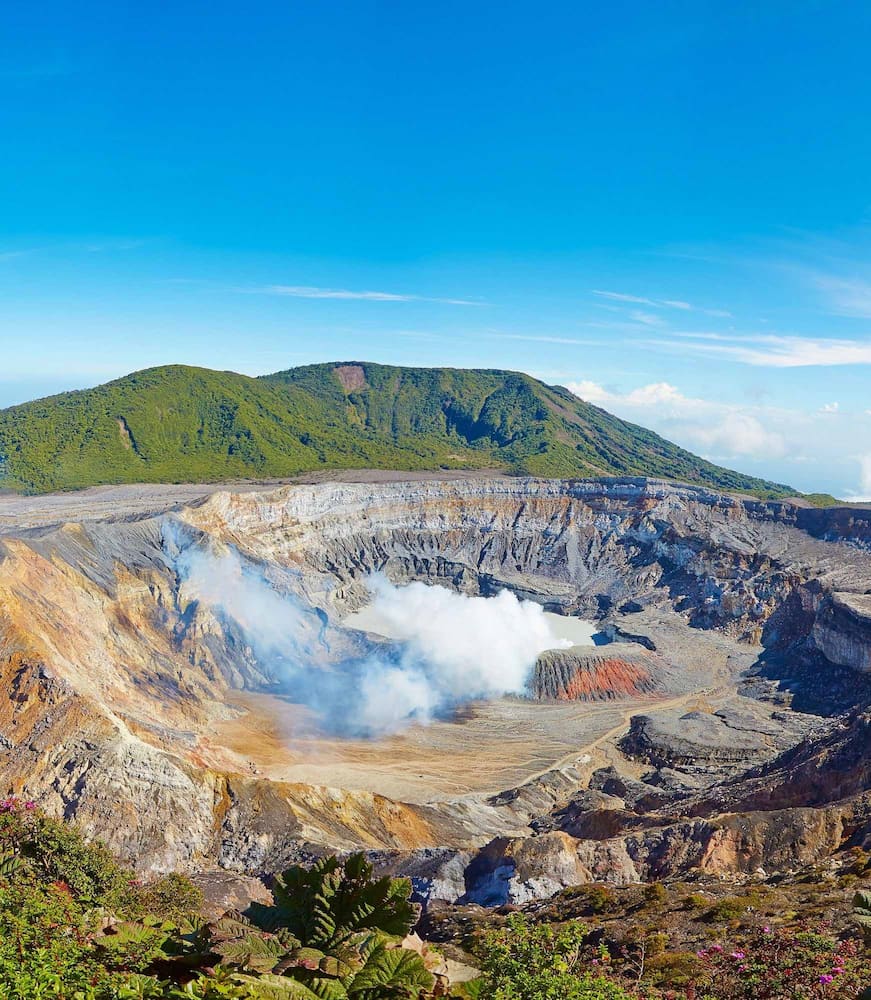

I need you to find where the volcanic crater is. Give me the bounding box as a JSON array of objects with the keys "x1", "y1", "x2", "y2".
[{"x1": 1, "y1": 475, "x2": 870, "y2": 905}]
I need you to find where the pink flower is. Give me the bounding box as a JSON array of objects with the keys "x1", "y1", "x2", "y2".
[
  {"x1": 710, "y1": 944, "x2": 723, "y2": 953},
  {"x1": 832, "y1": 967, "x2": 845, "y2": 975},
  {"x1": 24, "y1": 801, "x2": 35, "y2": 811},
  {"x1": 730, "y1": 951, "x2": 746, "y2": 960},
  {"x1": 762, "y1": 925, "x2": 771, "y2": 933},
  {"x1": 820, "y1": 974, "x2": 834, "y2": 985}
]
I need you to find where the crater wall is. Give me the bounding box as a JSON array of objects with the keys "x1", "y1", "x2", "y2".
[{"x1": 0, "y1": 477, "x2": 869, "y2": 879}]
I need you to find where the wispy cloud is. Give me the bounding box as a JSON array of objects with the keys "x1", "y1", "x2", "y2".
[
  {"x1": 628, "y1": 309, "x2": 667, "y2": 327},
  {"x1": 655, "y1": 332, "x2": 871, "y2": 367},
  {"x1": 812, "y1": 275, "x2": 871, "y2": 319},
  {"x1": 490, "y1": 333, "x2": 602, "y2": 346},
  {"x1": 259, "y1": 284, "x2": 482, "y2": 306},
  {"x1": 592, "y1": 289, "x2": 731, "y2": 318},
  {"x1": 82, "y1": 239, "x2": 147, "y2": 253},
  {"x1": 593, "y1": 290, "x2": 656, "y2": 305}
]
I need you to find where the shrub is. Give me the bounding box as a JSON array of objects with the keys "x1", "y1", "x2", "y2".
[
  {"x1": 473, "y1": 914, "x2": 632, "y2": 1000},
  {"x1": 854, "y1": 889, "x2": 871, "y2": 942},
  {"x1": 0, "y1": 797, "x2": 128, "y2": 905},
  {"x1": 0, "y1": 878, "x2": 112, "y2": 998},
  {"x1": 213, "y1": 853, "x2": 437, "y2": 998},
  {"x1": 695, "y1": 925, "x2": 867, "y2": 999},
  {"x1": 641, "y1": 950, "x2": 701, "y2": 987},
  {"x1": 704, "y1": 894, "x2": 756, "y2": 923},
  {"x1": 683, "y1": 893, "x2": 709, "y2": 911},
  {"x1": 643, "y1": 882, "x2": 668, "y2": 906},
  {"x1": 134, "y1": 873, "x2": 205, "y2": 921}
]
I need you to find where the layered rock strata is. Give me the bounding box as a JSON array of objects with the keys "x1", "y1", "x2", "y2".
[{"x1": 531, "y1": 645, "x2": 672, "y2": 701}]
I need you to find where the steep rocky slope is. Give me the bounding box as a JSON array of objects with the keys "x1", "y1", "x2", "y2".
[{"x1": 0, "y1": 476, "x2": 868, "y2": 895}]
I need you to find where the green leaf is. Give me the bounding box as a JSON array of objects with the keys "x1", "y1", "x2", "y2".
[{"x1": 345, "y1": 943, "x2": 435, "y2": 996}]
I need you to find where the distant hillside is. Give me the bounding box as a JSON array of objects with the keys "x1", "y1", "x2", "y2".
[{"x1": 0, "y1": 361, "x2": 794, "y2": 496}]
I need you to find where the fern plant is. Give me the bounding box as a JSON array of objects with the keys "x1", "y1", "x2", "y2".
[
  {"x1": 247, "y1": 854, "x2": 418, "y2": 948},
  {"x1": 854, "y1": 889, "x2": 871, "y2": 941},
  {"x1": 210, "y1": 855, "x2": 437, "y2": 998},
  {"x1": 0, "y1": 852, "x2": 22, "y2": 879}
]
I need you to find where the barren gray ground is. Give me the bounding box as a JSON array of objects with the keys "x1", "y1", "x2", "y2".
[{"x1": 0, "y1": 469, "x2": 505, "y2": 533}]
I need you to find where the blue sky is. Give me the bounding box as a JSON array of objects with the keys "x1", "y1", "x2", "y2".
[{"x1": 3, "y1": 1, "x2": 871, "y2": 496}]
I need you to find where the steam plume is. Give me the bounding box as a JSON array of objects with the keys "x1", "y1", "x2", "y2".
[
  {"x1": 351, "y1": 577, "x2": 574, "y2": 734},
  {"x1": 167, "y1": 526, "x2": 570, "y2": 737}
]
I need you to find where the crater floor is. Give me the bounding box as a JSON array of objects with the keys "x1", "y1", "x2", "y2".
[{"x1": 200, "y1": 608, "x2": 755, "y2": 803}]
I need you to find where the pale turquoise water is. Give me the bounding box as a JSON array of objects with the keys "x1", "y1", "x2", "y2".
[{"x1": 342, "y1": 603, "x2": 597, "y2": 648}]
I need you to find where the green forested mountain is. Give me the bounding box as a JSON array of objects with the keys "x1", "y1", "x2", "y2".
[{"x1": 0, "y1": 361, "x2": 793, "y2": 495}]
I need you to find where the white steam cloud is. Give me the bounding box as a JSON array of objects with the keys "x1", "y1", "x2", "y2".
[
  {"x1": 350, "y1": 577, "x2": 571, "y2": 733},
  {"x1": 167, "y1": 526, "x2": 569, "y2": 737},
  {"x1": 177, "y1": 543, "x2": 304, "y2": 653}
]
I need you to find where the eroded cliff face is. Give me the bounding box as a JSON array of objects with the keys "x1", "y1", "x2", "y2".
[
  {"x1": 813, "y1": 593, "x2": 871, "y2": 673},
  {"x1": 0, "y1": 477, "x2": 869, "y2": 890}
]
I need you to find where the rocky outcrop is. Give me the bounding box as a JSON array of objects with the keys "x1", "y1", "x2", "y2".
[
  {"x1": 453, "y1": 793, "x2": 871, "y2": 905},
  {"x1": 619, "y1": 703, "x2": 820, "y2": 776},
  {"x1": 531, "y1": 645, "x2": 670, "y2": 701},
  {"x1": 813, "y1": 592, "x2": 871, "y2": 673}
]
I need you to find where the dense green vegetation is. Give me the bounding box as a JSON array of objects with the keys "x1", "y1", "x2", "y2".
[
  {"x1": 800, "y1": 492, "x2": 844, "y2": 508},
  {"x1": 0, "y1": 798, "x2": 436, "y2": 998},
  {"x1": 0, "y1": 361, "x2": 794, "y2": 496},
  {"x1": 0, "y1": 799, "x2": 867, "y2": 998},
  {"x1": 469, "y1": 917, "x2": 632, "y2": 999}
]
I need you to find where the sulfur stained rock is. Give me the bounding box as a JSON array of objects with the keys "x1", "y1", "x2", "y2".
[{"x1": 531, "y1": 644, "x2": 673, "y2": 701}]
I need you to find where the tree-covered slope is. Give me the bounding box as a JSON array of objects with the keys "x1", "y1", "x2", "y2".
[{"x1": 0, "y1": 360, "x2": 793, "y2": 495}]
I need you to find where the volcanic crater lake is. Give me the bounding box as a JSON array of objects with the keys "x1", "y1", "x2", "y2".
[{"x1": 342, "y1": 602, "x2": 600, "y2": 648}]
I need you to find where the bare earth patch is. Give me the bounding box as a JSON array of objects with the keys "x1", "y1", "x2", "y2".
[{"x1": 334, "y1": 364, "x2": 369, "y2": 392}]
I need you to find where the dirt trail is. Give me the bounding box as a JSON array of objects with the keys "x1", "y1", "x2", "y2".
[{"x1": 521, "y1": 685, "x2": 731, "y2": 791}]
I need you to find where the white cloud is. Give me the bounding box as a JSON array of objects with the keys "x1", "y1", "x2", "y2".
[
  {"x1": 259, "y1": 285, "x2": 480, "y2": 306},
  {"x1": 656, "y1": 333, "x2": 871, "y2": 367},
  {"x1": 813, "y1": 275, "x2": 871, "y2": 318},
  {"x1": 685, "y1": 412, "x2": 786, "y2": 459},
  {"x1": 551, "y1": 371, "x2": 871, "y2": 496},
  {"x1": 568, "y1": 379, "x2": 786, "y2": 459},
  {"x1": 628, "y1": 309, "x2": 667, "y2": 327},
  {"x1": 592, "y1": 290, "x2": 731, "y2": 318},
  {"x1": 621, "y1": 382, "x2": 685, "y2": 406},
  {"x1": 843, "y1": 454, "x2": 871, "y2": 503},
  {"x1": 569, "y1": 379, "x2": 611, "y2": 402}
]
